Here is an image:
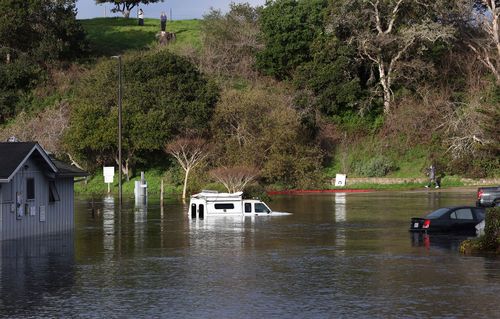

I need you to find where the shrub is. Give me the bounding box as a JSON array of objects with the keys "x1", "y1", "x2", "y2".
[
  {"x1": 460, "y1": 207, "x2": 500, "y2": 254},
  {"x1": 354, "y1": 155, "x2": 396, "y2": 177}
]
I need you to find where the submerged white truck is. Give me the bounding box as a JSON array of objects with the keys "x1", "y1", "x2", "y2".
[{"x1": 188, "y1": 190, "x2": 289, "y2": 219}]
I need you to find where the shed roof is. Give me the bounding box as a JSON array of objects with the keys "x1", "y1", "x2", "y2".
[{"x1": 0, "y1": 142, "x2": 87, "y2": 182}]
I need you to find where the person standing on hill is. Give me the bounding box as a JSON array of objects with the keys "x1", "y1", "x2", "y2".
[
  {"x1": 160, "y1": 11, "x2": 167, "y2": 32},
  {"x1": 138, "y1": 9, "x2": 144, "y2": 26}
]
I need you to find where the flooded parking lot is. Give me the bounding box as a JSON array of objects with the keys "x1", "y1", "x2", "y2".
[{"x1": 1, "y1": 189, "x2": 500, "y2": 318}]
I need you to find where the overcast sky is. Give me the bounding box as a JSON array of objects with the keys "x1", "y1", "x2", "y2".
[{"x1": 76, "y1": 0, "x2": 267, "y2": 20}]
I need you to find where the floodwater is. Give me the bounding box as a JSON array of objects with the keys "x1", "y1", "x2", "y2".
[{"x1": 1, "y1": 189, "x2": 500, "y2": 318}]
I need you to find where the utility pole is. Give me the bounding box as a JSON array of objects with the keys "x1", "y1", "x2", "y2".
[{"x1": 112, "y1": 55, "x2": 123, "y2": 206}]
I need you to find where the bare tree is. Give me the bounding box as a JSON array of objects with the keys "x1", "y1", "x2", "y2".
[
  {"x1": 165, "y1": 137, "x2": 210, "y2": 200},
  {"x1": 466, "y1": 0, "x2": 500, "y2": 84},
  {"x1": 332, "y1": 0, "x2": 454, "y2": 114},
  {"x1": 209, "y1": 166, "x2": 259, "y2": 193},
  {"x1": 95, "y1": 0, "x2": 164, "y2": 18},
  {"x1": 200, "y1": 3, "x2": 262, "y2": 79}
]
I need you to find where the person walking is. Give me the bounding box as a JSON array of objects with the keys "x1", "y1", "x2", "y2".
[
  {"x1": 425, "y1": 164, "x2": 440, "y2": 188},
  {"x1": 138, "y1": 9, "x2": 144, "y2": 26},
  {"x1": 160, "y1": 11, "x2": 167, "y2": 32}
]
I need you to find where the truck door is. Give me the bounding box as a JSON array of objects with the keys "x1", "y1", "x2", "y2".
[{"x1": 244, "y1": 202, "x2": 252, "y2": 214}]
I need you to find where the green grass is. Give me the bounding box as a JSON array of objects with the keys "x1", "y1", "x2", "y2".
[
  {"x1": 75, "y1": 169, "x2": 182, "y2": 197},
  {"x1": 80, "y1": 17, "x2": 201, "y2": 56}
]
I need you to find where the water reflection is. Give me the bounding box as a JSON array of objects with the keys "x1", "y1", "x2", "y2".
[
  {"x1": 335, "y1": 193, "x2": 346, "y2": 253},
  {"x1": 103, "y1": 195, "x2": 115, "y2": 253},
  {"x1": 0, "y1": 233, "x2": 75, "y2": 316},
  {"x1": 134, "y1": 196, "x2": 147, "y2": 250},
  {"x1": 2, "y1": 190, "x2": 500, "y2": 318},
  {"x1": 410, "y1": 232, "x2": 470, "y2": 252}
]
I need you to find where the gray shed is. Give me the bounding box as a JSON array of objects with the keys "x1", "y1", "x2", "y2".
[{"x1": 0, "y1": 142, "x2": 87, "y2": 240}]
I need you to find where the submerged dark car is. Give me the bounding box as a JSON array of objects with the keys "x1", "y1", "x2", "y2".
[{"x1": 410, "y1": 206, "x2": 485, "y2": 234}]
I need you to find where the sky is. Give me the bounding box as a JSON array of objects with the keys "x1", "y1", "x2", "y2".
[{"x1": 76, "y1": 0, "x2": 267, "y2": 20}]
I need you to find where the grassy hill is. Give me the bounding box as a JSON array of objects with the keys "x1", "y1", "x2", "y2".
[{"x1": 80, "y1": 17, "x2": 201, "y2": 56}]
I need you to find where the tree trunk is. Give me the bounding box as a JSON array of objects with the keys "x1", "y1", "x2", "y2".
[
  {"x1": 378, "y1": 62, "x2": 392, "y2": 114},
  {"x1": 123, "y1": 10, "x2": 130, "y2": 18},
  {"x1": 182, "y1": 168, "x2": 190, "y2": 200}
]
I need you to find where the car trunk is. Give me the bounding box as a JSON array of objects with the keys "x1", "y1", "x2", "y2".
[{"x1": 410, "y1": 218, "x2": 427, "y2": 231}]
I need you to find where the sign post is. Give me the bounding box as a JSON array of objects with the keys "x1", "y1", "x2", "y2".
[{"x1": 103, "y1": 167, "x2": 115, "y2": 193}]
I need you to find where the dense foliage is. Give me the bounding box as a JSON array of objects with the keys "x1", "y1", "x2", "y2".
[
  {"x1": 65, "y1": 50, "x2": 219, "y2": 177},
  {"x1": 0, "y1": 0, "x2": 86, "y2": 124},
  {"x1": 460, "y1": 207, "x2": 500, "y2": 254},
  {"x1": 256, "y1": 0, "x2": 328, "y2": 80}
]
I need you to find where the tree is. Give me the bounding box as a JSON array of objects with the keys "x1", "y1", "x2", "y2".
[
  {"x1": 0, "y1": 101, "x2": 70, "y2": 156},
  {"x1": 211, "y1": 86, "x2": 323, "y2": 188},
  {"x1": 256, "y1": 0, "x2": 328, "y2": 80},
  {"x1": 294, "y1": 34, "x2": 366, "y2": 117},
  {"x1": 209, "y1": 166, "x2": 259, "y2": 193},
  {"x1": 329, "y1": 0, "x2": 455, "y2": 114},
  {"x1": 200, "y1": 3, "x2": 262, "y2": 78},
  {"x1": 0, "y1": 0, "x2": 87, "y2": 63},
  {"x1": 95, "y1": 0, "x2": 164, "y2": 18},
  {"x1": 0, "y1": 0, "x2": 87, "y2": 123},
  {"x1": 465, "y1": 0, "x2": 500, "y2": 84},
  {"x1": 165, "y1": 138, "x2": 211, "y2": 200},
  {"x1": 65, "y1": 50, "x2": 219, "y2": 178}
]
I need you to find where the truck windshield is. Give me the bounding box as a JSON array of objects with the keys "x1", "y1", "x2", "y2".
[{"x1": 255, "y1": 203, "x2": 270, "y2": 213}]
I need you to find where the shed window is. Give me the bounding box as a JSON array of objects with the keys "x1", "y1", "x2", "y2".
[
  {"x1": 49, "y1": 181, "x2": 60, "y2": 202},
  {"x1": 214, "y1": 203, "x2": 234, "y2": 210},
  {"x1": 0, "y1": 183, "x2": 13, "y2": 203},
  {"x1": 27, "y1": 178, "x2": 35, "y2": 200}
]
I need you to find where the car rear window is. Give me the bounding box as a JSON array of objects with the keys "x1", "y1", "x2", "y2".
[{"x1": 426, "y1": 208, "x2": 450, "y2": 219}]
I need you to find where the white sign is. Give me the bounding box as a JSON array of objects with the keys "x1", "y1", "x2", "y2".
[
  {"x1": 40, "y1": 206, "x2": 46, "y2": 222},
  {"x1": 103, "y1": 166, "x2": 115, "y2": 184},
  {"x1": 335, "y1": 174, "x2": 347, "y2": 187}
]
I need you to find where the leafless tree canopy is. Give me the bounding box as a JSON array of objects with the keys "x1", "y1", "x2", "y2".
[
  {"x1": 210, "y1": 166, "x2": 259, "y2": 193},
  {"x1": 165, "y1": 137, "x2": 210, "y2": 199},
  {"x1": 465, "y1": 0, "x2": 500, "y2": 84},
  {"x1": 199, "y1": 3, "x2": 262, "y2": 79},
  {"x1": 0, "y1": 101, "x2": 70, "y2": 155}
]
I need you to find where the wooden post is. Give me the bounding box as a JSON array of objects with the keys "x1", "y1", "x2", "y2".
[{"x1": 160, "y1": 179, "x2": 164, "y2": 205}]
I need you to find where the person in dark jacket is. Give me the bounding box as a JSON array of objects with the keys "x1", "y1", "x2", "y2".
[{"x1": 160, "y1": 11, "x2": 167, "y2": 32}]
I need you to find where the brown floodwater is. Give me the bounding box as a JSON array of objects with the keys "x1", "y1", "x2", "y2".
[{"x1": 1, "y1": 189, "x2": 499, "y2": 318}]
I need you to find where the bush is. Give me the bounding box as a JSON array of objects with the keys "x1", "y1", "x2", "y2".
[
  {"x1": 65, "y1": 50, "x2": 219, "y2": 174},
  {"x1": 460, "y1": 207, "x2": 500, "y2": 254},
  {"x1": 256, "y1": 0, "x2": 328, "y2": 80},
  {"x1": 353, "y1": 155, "x2": 396, "y2": 177}
]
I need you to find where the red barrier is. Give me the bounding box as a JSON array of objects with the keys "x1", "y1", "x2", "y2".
[{"x1": 267, "y1": 189, "x2": 373, "y2": 195}]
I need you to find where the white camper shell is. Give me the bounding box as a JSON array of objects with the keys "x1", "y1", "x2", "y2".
[{"x1": 189, "y1": 190, "x2": 277, "y2": 219}]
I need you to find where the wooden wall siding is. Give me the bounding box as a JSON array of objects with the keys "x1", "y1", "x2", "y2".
[{"x1": 0, "y1": 158, "x2": 75, "y2": 240}]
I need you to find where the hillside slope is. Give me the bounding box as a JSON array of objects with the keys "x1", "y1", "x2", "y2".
[{"x1": 80, "y1": 17, "x2": 201, "y2": 56}]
